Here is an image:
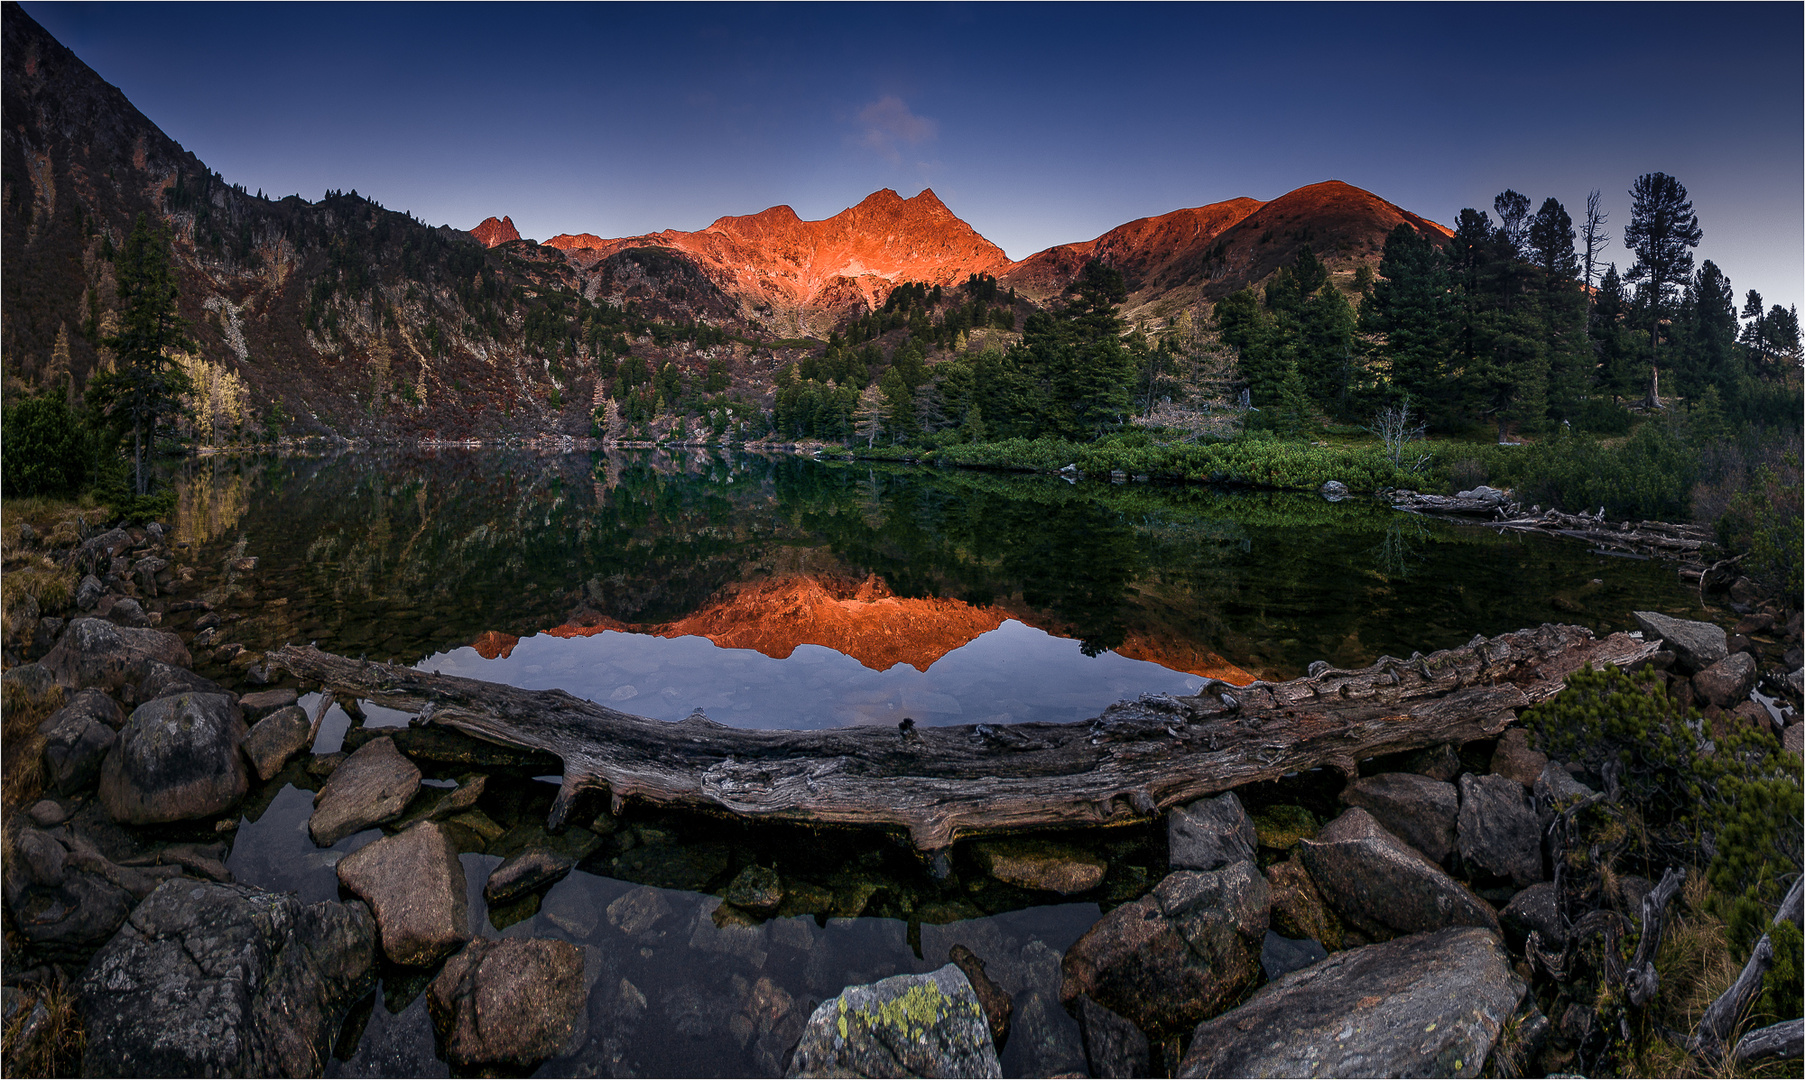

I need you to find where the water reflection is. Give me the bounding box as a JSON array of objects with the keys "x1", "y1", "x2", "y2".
[{"x1": 171, "y1": 448, "x2": 1708, "y2": 704}]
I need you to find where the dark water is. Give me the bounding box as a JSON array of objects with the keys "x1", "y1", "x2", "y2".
[{"x1": 171, "y1": 449, "x2": 1706, "y2": 1076}]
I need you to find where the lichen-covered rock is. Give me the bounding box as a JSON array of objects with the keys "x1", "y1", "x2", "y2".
[
  {"x1": 427, "y1": 937, "x2": 586, "y2": 1070},
  {"x1": 37, "y1": 688, "x2": 124, "y2": 795},
  {"x1": 1177, "y1": 927, "x2": 1526, "y2": 1079},
  {"x1": 1167, "y1": 791, "x2": 1257, "y2": 871},
  {"x1": 972, "y1": 837, "x2": 1107, "y2": 895},
  {"x1": 98, "y1": 692, "x2": 248, "y2": 825},
  {"x1": 1457, "y1": 773, "x2": 1543, "y2": 886},
  {"x1": 1251, "y1": 804, "x2": 1318, "y2": 850},
  {"x1": 39, "y1": 617, "x2": 190, "y2": 693},
  {"x1": 1300, "y1": 808, "x2": 1499, "y2": 940},
  {"x1": 309, "y1": 735, "x2": 421, "y2": 846},
  {"x1": 243, "y1": 704, "x2": 311, "y2": 782},
  {"x1": 1060, "y1": 862, "x2": 1268, "y2": 1034},
  {"x1": 1342, "y1": 772, "x2": 1459, "y2": 864},
  {"x1": 787, "y1": 963, "x2": 1000, "y2": 1078},
  {"x1": 335, "y1": 821, "x2": 468, "y2": 966},
  {"x1": 1632, "y1": 611, "x2": 1727, "y2": 673},
  {"x1": 1693, "y1": 651, "x2": 1758, "y2": 708},
  {"x1": 78, "y1": 880, "x2": 376, "y2": 1078}
]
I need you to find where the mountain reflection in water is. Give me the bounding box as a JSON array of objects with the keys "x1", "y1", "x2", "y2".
[{"x1": 173, "y1": 448, "x2": 1707, "y2": 724}]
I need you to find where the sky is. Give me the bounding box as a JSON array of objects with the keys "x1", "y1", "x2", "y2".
[{"x1": 22, "y1": 1, "x2": 1805, "y2": 308}]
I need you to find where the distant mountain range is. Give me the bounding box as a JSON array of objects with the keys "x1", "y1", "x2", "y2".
[{"x1": 2, "y1": 1, "x2": 1448, "y2": 440}]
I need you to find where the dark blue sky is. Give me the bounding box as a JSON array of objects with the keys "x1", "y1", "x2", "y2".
[{"x1": 24, "y1": 2, "x2": 1804, "y2": 307}]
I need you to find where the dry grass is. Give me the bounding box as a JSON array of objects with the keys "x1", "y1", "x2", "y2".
[
  {"x1": 0, "y1": 495, "x2": 108, "y2": 559},
  {"x1": 0, "y1": 981, "x2": 86, "y2": 1077},
  {"x1": 1, "y1": 680, "x2": 60, "y2": 812},
  {"x1": 1635, "y1": 872, "x2": 1797, "y2": 1079}
]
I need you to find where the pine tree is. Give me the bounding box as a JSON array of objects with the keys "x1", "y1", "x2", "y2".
[
  {"x1": 1363, "y1": 224, "x2": 1453, "y2": 425},
  {"x1": 1624, "y1": 172, "x2": 1702, "y2": 405}
]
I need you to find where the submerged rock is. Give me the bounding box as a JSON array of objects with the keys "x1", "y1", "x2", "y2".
[
  {"x1": 1070, "y1": 992, "x2": 1149, "y2": 1079},
  {"x1": 1060, "y1": 862, "x2": 1269, "y2": 1034},
  {"x1": 1178, "y1": 927, "x2": 1526, "y2": 1079},
  {"x1": 1299, "y1": 808, "x2": 1499, "y2": 940},
  {"x1": 787, "y1": 963, "x2": 1000, "y2": 1078},
  {"x1": 336, "y1": 821, "x2": 469, "y2": 966},
  {"x1": 98, "y1": 692, "x2": 248, "y2": 825},
  {"x1": 78, "y1": 880, "x2": 376, "y2": 1078},
  {"x1": 947, "y1": 943, "x2": 1013, "y2": 1050},
  {"x1": 427, "y1": 937, "x2": 586, "y2": 1071},
  {"x1": 971, "y1": 837, "x2": 1107, "y2": 895},
  {"x1": 484, "y1": 848, "x2": 576, "y2": 907}
]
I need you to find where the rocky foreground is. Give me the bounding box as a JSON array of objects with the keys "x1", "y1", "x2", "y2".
[{"x1": 2, "y1": 518, "x2": 1802, "y2": 1077}]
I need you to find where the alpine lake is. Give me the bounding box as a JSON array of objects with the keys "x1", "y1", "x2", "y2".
[{"x1": 164, "y1": 448, "x2": 1711, "y2": 1078}]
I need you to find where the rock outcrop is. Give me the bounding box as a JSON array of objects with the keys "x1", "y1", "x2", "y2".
[
  {"x1": 1177, "y1": 927, "x2": 1526, "y2": 1079},
  {"x1": 469, "y1": 215, "x2": 522, "y2": 247},
  {"x1": 78, "y1": 881, "x2": 377, "y2": 1078}
]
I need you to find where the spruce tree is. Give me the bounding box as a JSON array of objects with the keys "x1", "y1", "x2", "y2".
[
  {"x1": 92, "y1": 212, "x2": 193, "y2": 495},
  {"x1": 1624, "y1": 172, "x2": 1702, "y2": 405}
]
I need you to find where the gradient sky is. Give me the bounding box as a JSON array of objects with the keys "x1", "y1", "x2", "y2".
[{"x1": 22, "y1": 1, "x2": 1804, "y2": 308}]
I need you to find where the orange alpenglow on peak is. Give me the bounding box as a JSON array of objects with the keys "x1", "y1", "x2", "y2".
[{"x1": 469, "y1": 215, "x2": 521, "y2": 247}]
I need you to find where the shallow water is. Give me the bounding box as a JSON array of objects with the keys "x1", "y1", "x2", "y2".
[{"x1": 173, "y1": 448, "x2": 1708, "y2": 1075}]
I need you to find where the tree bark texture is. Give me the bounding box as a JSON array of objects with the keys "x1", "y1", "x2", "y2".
[{"x1": 272, "y1": 623, "x2": 1657, "y2": 853}]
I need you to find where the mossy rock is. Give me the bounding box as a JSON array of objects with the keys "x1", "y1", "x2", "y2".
[{"x1": 1253, "y1": 805, "x2": 1318, "y2": 850}]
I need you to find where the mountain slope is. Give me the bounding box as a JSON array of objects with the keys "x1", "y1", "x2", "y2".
[{"x1": 545, "y1": 188, "x2": 1013, "y2": 329}]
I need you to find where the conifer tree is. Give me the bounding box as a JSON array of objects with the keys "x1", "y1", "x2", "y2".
[
  {"x1": 1624, "y1": 172, "x2": 1702, "y2": 405},
  {"x1": 91, "y1": 212, "x2": 193, "y2": 495}
]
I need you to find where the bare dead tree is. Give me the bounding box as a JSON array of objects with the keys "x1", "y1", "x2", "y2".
[
  {"x1": 1369, "y1": 399, "x2": 1428, "y2": 471},
  {"x1": 1582, "y1": 190, "x2": 1611, "y2": 301}
]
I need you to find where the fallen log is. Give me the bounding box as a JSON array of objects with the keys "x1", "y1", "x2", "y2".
[{"x1": 271, "y1": 623, "x2": 1658, "y2": 854}]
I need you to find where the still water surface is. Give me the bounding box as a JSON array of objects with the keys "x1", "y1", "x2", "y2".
[{"x1": 171, "y1": 449, "x2": 1706, "y2": 1076}]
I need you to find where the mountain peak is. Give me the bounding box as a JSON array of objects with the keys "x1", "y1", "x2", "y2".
[{"x1": 470, "y1": 215, "x2": 521, "y2": 247}]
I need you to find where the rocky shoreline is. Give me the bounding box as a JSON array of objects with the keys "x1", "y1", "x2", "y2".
[{"x1": 2, "y1": 517, "x2": 1800, "y2": 1077}]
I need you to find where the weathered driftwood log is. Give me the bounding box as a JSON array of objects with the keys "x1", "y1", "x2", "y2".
[
  {"x1": 1390, "y1": 492, "x2": 1714, "y2": 567},
  {"x1": 1732, "y1": 1018, "x2": 1804, "y2": 1066},
  {"x1": 271, "y1": 623, "x2": 1656, "y2": 854},
  {"x1": 1691, "y1": 874, "x2": 1805, "y2": 1062},
  {"x1": 1624, "y1": 867, "x2": 1687, "y2": 1007}
]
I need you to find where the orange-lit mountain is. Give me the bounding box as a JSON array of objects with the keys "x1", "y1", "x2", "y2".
[
  {"x1": 543, "y1": 188, "x2": 1013, "y2": 321},
  {"x1": 1001, "y1": 180, "x2": 1451, "y2": 313},
  {"x1": 479, "y1": 572, "x2": 1259, "y2": 683},
  {"x1": 470, "y1": 215, "x2": 521, "y2": 247}
]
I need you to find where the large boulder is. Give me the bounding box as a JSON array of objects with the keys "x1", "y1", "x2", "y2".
[
  {"x1": 1693, "y1": 651, "x2": 1758, "y2": 708},
  {"x1": 1167, "y1": 791, "x2": 1257, "y2": 871},
  {"x1": 427, "y1": 937, "x2": 586, "y2": 1071},
  {"x1": 971, "y1": 837, "x2": 1106, "y2": 895},
  {"x1": 787, "y1": 963, "x2": 1000, "y2": 1078},
  {"x1": 1177, "y1": 927, "x2": 1527, "y2": 1079},
  {"x1": 1457, "y1": 773, "x2": 1543, "y2": 886},
  {"x1": 39, "y1": 618, "x2": 190, "y2": 693},
  {"x1": 37, "y1": 689, "x2": 125, "y2": 795},
  {"x1": 78, "y1": 880, "x2": 377, "y2": 1078},
  {"x1": 98, "y1": 692, "x2": 249, "y2": 825},
  {"x1": 1633, "y1": 611, "x2": 1727, "y2": 673},
  {"x1": 335, "y1": 821, "x2": 469, "y2": 966},
  {"x1": 1342, "y1": 772, "x2": 1459, "y2": 864},
  {"x1": 1299, "y1": 808, "x2": 1500, "y2": 940},
  {"x1": 308, "y1": 735, "x2": 421, "y2": 845},
  {"x1": 1060, "y1": 862, "x2": 1268, "y2": 1034}
]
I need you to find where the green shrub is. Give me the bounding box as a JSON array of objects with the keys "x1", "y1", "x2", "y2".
[
  {"x1": 1716, "y1": 464, "x2": 1803, "y2": 600},
  {"x1": 1, "y1": 395, "x2": 87, "y2": 496}
]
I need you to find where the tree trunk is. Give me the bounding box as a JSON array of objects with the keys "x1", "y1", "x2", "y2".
[{"x1": 273, "y1": 623, "x2": 1656, "y2": 853}]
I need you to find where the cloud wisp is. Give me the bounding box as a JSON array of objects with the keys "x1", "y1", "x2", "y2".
[{"x1": 855, "y1": 95, "x2": 938, "y2": 163}]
